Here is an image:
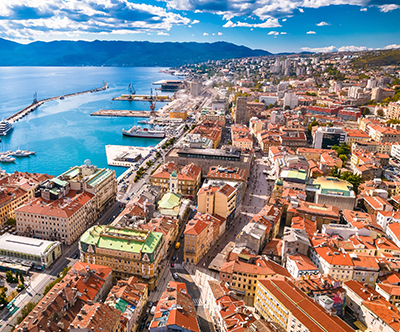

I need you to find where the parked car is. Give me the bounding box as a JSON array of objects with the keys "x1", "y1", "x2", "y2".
[
  {"x1": 173, "y1": 273, "x2": 179, "y2": 279},
  {"x1": 139, "y1": 322, "x2": 145, "y2": 331}
]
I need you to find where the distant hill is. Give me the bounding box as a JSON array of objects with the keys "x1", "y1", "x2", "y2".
[
  {"x1": 0, "y1": 39, "x2": 271, "y2": 67},
  {"x1": 352, "y1": 49, "x2": 400, "y2": 68}
]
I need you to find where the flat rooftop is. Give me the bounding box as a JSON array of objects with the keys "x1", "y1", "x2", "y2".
[{"x1": 0, "y1": 233, "x2": 59, "y2": 257}]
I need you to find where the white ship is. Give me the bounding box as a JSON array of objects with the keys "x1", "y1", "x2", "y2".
[
  {"x1": 0, "y1": 155, "x2": 15, "y2": 163},
  {"x1": 0, "y1": 120, "x2": 13, "y2": 136},
  {"x1": 122, "y1": 126, "x2": 165, "y2": 139}
]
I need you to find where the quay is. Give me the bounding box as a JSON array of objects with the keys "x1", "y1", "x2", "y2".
[
  {"x1": 7, "y1": 82, "x2": 108, "y2": 124},
  {"x1": 112, "y1": 94, "x2": 172, "y2": 102},
  {"x1": 90, "y1": 109, "x2": 152, "y2": 118}
]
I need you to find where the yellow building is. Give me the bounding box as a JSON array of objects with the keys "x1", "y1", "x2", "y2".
[
  {"x1": 169, "y1": 109, "x2": 188, "y2": 120},
  {"x1": 184, "y1": 216, "x2": 212, "y2": 264},
  {"x1": 197, "y1": 183, "x2": 236, "y2": 220},
  {"x1": 0, "y1": 172, "x2": 53, "y2": 227},
  {"x1": 79, "y1": 225, "x2": 164, "y2": 289},
  {"x1": 345, "y1": 129, "x2": 370, "y2": 144}
]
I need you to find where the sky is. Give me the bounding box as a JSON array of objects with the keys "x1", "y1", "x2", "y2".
[{"x1": 0, "y1": 0, "x2": 399, "y2": 53}]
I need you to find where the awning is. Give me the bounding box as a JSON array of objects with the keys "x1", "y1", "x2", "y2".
[{"x1": 354, "y1": 321, "x2": 367, "y2": 332}]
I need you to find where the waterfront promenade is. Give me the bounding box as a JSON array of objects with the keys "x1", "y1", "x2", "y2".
[{"x1": 6, "y1": 82, "x2": 108, "y2": 124}]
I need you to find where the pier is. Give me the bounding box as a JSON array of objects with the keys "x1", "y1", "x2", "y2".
[
  {"x1": 90, "y1": 109, "x2": 152, "y2": 118},
  {"x1": 7, "y1": 82, "x2": 108, "y2": 124},
  {"x1": 112, "y1": 94, "x2": 172, "y2": 102}
]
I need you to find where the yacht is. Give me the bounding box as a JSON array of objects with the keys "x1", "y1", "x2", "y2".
[
  {"x1": 0, "y1": 155, "x2": 15, "y2": 163},
  {"x1": 0, "y1": 120, "x2": 12, "y2": 136},
  {"x1": 11, "y1": 149, "x2": 33, "y2": 157}
]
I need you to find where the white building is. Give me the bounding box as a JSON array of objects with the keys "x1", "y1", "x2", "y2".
[
  {"x1": 377, "y1": 211, "x2": 400, "y2": 231},
  {"x1": 286, "y1": 254, "x2": 319, "y2": 278},
  {"x1": 283, "y1": 91, "x2": 299, "y2": 109}
]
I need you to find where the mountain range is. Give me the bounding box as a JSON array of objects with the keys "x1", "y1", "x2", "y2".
[{"x1": 0, "y1": 39, "x2": 271, "y2": 67}]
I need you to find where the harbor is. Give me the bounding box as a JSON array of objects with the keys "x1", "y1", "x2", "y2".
[
  {"x1": 6, "y1": 82, "x2": 108, "y2": 124},
  {"x1": 90, "y1": 109, "x2": 152, "y2": 118}
]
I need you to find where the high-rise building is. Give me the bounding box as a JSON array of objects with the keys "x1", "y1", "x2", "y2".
[
  {"x1": 234, "y1": 97, "x2": 249, "y2": 125},
  {"x1": 313, "y1": 126, "x2": 348, "y2": 149}
]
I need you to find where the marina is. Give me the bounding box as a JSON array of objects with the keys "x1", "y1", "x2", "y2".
[{"x1": 112, "y1": 94, "x2": 172, "y2": 102}]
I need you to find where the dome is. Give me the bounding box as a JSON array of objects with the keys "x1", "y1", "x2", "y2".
[
  {"x1": 170, "y1": 170, "x2": 178, "y2": 178},
  {"x1": 276, "y1": 178, "x2": 283, "y2": 186},
  {"x1": 297, "y1": 110, "x2": 302, "y2": 115}
]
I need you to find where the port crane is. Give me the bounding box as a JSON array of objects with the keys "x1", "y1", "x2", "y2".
[
  {"x1": 128, "y1": 81, "x2": 136, "y2": 100},
  {"x1": 150, "y1": 92, "x2": 158, "y2": 115}
]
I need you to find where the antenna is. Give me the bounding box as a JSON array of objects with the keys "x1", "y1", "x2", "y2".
[{"x1": 84, "y1": 159, "x2": 91, "y2": 166}]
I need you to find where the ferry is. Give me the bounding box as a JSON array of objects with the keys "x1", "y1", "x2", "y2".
[
  {"x1": 122, "y1": 126, "x2": 165, "y2": 139},
  {"x1": 0, "y1": 120, "x2": 13, "y2": 136}
]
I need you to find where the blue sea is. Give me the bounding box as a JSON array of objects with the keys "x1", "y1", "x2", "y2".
[{"x1": 0, "y1": 67, "x2": 176, "y2": 177}]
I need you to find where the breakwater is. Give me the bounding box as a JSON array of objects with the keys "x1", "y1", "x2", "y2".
[{"x1": 7, "y1": 82, "x2": 108, "y2": 124}]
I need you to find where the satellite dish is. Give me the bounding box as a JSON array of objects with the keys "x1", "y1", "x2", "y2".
[{"x1": 84, "y1": 159, "x2": 91, "y2": 166}]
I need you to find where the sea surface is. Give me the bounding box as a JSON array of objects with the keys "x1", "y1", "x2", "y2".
[{"x1": 0, "y1": 66, "x2": 177, "y2": 177}]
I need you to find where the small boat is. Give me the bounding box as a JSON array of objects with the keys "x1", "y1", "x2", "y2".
[{"x1": 0, "y1": 155, "x2": 15, "y2": 163}]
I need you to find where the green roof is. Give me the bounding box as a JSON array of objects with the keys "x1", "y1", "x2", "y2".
[
  {"x1": 313, "y1": 177, "x2": 354, "y2": 196},
  {"x1": 115, "y1": 299, "x2": 129, "y2": 313},
  {"x1": 87, "y1": 169, "x2": 113, "y2": 186},
  {"x1": 52, "y1": 177, "x2": 68, "y2": 187},
  {"x1": 170, "y1": 170, "x2": 178, "y2": 178},
  {"x1": 80, "y1": 225, "x2": 163, "y2": 259},
  {"x1": 61, "y1": 166, "x2": 80, "y2": 179},
  {"x1": 281, "y1": 169, "x2": 307, "y2": 182},
  {"x1": 276, "y1": 178, "x2": 283, "y2": 186},
  {"x1": 158, "y1": 192, "x2": 181, "y2": 209}
]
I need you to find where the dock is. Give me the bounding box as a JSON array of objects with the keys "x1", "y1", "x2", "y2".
[
  {"x1": 105, "y1": 145, "x2": 153, "y2": 167},
  {"x1": 90, "y1": 109, "x2": 152, "y2": 118},
  {"x1": 7, "y1": 82, "x2": 108, "y2": 124},
  {"x1": 112, "y1": 94, "x2": 172, "y2": 102}
]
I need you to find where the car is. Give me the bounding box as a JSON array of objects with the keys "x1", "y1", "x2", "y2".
[
  {"x1": 171, "y1": 263, "x2": 174, "y2": 268},
  {"x1": 146, "y1": 322, "x2": 151, "y2": 329},
  {"x1": 139, "y1": 322, "x2": 145, "y2": 331},
  {"x1": 142, "y1": 314, "x2": 148, "y2": 323},
  {"x1": 180, "y1": 234, "x2": 184, "y2": 239},
  {"x1": 172, "y1": 256, "x2": 176, "y2": 261},
  {"x1": 72, "y1": 254, "x2": 78, "y2": 259},
  {"x1": 173, "y1": 273, "x2": 179, "y2": 279}
]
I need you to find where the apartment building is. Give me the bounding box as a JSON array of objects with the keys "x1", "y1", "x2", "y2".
[
  {"x1": 184, "y1": 213, "x2": 225, "y2": 264},
  {"x1": 58, "y1": 163, "x2": 117, "y2": 217},
  {"x1": 16, "y1": 190, "x2": 95, "y2": 245},
  {"x1": 149, "y1": 282, "x2": 200, "y2": 332},
  {"x1": 150, "y1": 162, "x2": 201, "y2": 197},
  {"x1": 79, "y1": 225, "x2": 164, "y2": 289},
  {"x1": 190, "y1": 120, "x2": 223, "y2": 148},
  {"x1": 255, "y1": 277, "x2": 354, "y2": 332},
  {"x1": 219, "y1": 255, "x2": 291, "y2": 306},
  {"x1": 0, "y1": 172, "x2": 53, "y2": 226},
  {"x1": 197, "y1": 183, "x2": 237, "y2": 221},
  {"x1": 231, "y1": 124, "x2": 253, "y2": 149}
]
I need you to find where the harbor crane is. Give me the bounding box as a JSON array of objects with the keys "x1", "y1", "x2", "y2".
[{"x1": 128, "y1": 81, "x2": 136, "y2": 100}]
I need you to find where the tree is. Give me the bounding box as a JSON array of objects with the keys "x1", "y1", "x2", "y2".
[
  {"x1": 330, "y1": 169, "x2": 364, "y2": 194},
  {"x1": 6, "y1": 271, "x2": 14, "y2": 283},
  {"x1": 377, "y1": 109, "x2": 384, "y2": 117},
  {"x1": 362, "y1": 107, "x2": 371, "y2": 116},
  {"x1": 387, "y1": 119, "x2": 400, "y2": 125},
  {"x1": 332, "y1": 143, "x2": 351, "y2": 156},
  {"x1": 339, "y1": 154, "x2": 348, "y2": 163},
  {"x1": 16, "y1": 302, "x2": 37, "y2": 325},
  {"x1": 307, "y1": 120, "x2": 319, "y2": 135},
  {"x1": 19, "y1": 273, "x2": 24, "y2": 285}
]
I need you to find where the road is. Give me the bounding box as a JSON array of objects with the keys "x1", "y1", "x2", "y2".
[{"x1": 0, "y1": 201, "x2": 122, "y2": 332}]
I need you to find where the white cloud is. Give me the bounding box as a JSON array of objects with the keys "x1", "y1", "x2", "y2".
[
  {"x1": 316, "y1": 21, "x2": 329, "y2": 26},
  {"x1": 337, "y1": 45, "x2": 367, "y2": 51},
  {"x1": 218, "y1": 32, "x2": 223, "y2": 35},
  {"x1": 212, "y1": 33, "x2": 215, "y2": 35},
  {"x1": 280, "y1": 31, "x2": 287, "y2": 34},
  {"x1": 282, "y1": 18, "x2": 287, "y2": 21},
  {"x1": 188, "y1": 25, "x2": 192, "y2": 27},
  {"x1": 203, "y1": 32, "x2": 208, "y2": 35},
  {"x1": 299, "y1": 8, "x2": 304, "y2": 13},
  {"x1": 268, "y1": 31, "x2": 279, "y2": 35},
  {"x1": 192, "y1": 19, "x2": 200, "y2": 24},
  {"x1": 0, "y1": 0, "x2": 192, "y2": 41},
  {"x1": 157, "y1": 31, "x2": 169, "y2": 35},
  {"x1": 306, "y1": 30, "x2": 316, "y2": 34},
  {"x1": 360, "y1": 7, "x2": 367, "y2": 11},
  {"x1": 223, "y1": 18, "x2": 281, "y2": 28},
  {"x1": 379, "y1": 4, "x2": 400, "y2": 12},
  {"x1": 385, "y1": 44, "x2": 400, "y2": 49},
  {"x1": 301, "y1": 45, "x2": 369, "y2": 53}
]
